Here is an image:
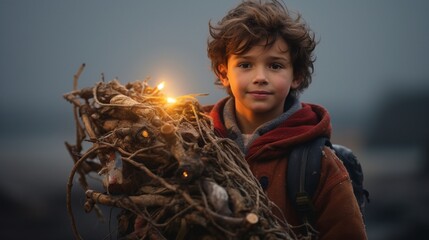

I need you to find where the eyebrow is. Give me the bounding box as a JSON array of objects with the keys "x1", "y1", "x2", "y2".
[
  {"x1": 233, "y1": 55, "x2": 290, "y2": 63},
  {"x1": 266, "y1": 56, "x2": 290, "y2": 62}
]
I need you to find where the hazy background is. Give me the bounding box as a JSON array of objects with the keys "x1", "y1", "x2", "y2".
[{"x1": 1, "y1": 0, "x2": 428, "y2": 239}]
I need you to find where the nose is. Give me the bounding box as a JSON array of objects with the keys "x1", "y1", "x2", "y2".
[{"x1": 252, "y1": 67, "x2": 268, "y2": 85}]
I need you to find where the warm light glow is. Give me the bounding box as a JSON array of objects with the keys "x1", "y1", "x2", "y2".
[
  {"x1": 166, "y1": 97, "x2": 177, "y2": 104},
  {"x1": 141, "y1": 130, "x2": 149, "y2": 138},
  {"x1": 157, "y1": 81, "x2": 165, "y2": 90},
  {"x1": 182, "y1": 171, "x2": 188, "y2": 178}
]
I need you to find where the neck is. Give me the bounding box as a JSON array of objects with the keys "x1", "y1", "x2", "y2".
[{"x1": 235, "y1": 109, "x2": 281, "y2": 134}]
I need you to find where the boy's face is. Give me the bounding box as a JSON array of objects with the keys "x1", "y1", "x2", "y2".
[{"x1": 219, "y1": 38, "x2": 300, "y2": 121}]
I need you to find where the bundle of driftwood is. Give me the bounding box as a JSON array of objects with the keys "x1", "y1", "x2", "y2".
[{"x1": 64, "y1": 64, "x2": 295, "y2": 239}]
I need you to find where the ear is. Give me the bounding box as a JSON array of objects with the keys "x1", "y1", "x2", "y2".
[
  {"x1": 291, "y1": 76, "x2": 302, "y2": 89},
  {"x1": 217, "y1": 64, "x2": 229, "y2": 87}
]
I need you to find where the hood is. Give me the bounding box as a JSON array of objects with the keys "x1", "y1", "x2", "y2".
[{"x1": 207, "y1": 97, "x2": 332, "y2": 161}]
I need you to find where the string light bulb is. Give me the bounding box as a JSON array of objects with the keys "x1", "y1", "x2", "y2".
[{"x1": 157, "y1": 82, "x2": 165, "y2": 91}]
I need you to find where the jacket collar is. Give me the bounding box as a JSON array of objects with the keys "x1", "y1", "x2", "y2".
[
  {"x1": 208, "y1": 97, "x2": 332, "y2": 161},
  {"x1": 220, "y1": 95, "x2": 302, "y2": 153}
]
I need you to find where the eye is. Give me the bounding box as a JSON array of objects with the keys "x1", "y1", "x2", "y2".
[
  {"x1": 238, "y1": 63, "x2": 252, "y2": 69},
  {"x1": 269, "y1": 63, "x2": 284, "y2": 70}
]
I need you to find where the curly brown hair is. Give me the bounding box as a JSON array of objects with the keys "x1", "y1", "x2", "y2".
[{"x1": 207, "y1": 0, "x2": 316, "y2": 97}]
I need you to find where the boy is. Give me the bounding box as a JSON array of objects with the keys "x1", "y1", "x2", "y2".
[{"x1": 206, "y1": 0, "x2": 367, "y2": 239}]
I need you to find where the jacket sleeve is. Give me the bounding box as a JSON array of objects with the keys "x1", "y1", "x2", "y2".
[{"x1": 313, "y1": 147, "x2": 367, "y2": 240}]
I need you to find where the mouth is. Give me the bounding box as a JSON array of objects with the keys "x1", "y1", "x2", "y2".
[
  {"x1": 248, "y1": 90, "x2": 272, "y2": 95},
  {"x1": 247, "y1": 90, "x2": 273, "y2": 99}
]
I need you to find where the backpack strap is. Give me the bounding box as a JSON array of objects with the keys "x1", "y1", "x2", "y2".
[
  {"x1": 287, "y1": 137, "x2": 369, "y2": 236},
  {"x1": 287, "y1": 137, "x2": 331, "y2": 227}
]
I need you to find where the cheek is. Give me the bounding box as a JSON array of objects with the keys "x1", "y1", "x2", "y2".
[
  {"x1": 228, "y1": 81, "x2": 244, "y2": 98},
  {"x1": 273, "y1": 78, "x2": 294, "y2": 96},
  {"x1": 231, "y1": 76, "x2": 246, "y2": 90},
  {"x1": 278, "y1": 87, "x2": 291, "y2": 98}
]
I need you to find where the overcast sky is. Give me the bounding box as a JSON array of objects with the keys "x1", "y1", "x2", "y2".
[{"x1": 1, "y1": 1, "x2": 428, "y2": 122}]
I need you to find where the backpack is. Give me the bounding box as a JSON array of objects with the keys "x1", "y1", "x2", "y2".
[{"x1": 287, "y1": 137, "x2": 369, "y2": 233}]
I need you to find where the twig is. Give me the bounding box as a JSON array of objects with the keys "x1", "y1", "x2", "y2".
[
  {"x1": 73, "y1": 63, "x2": 86, "y2": 91},
  {"x1": 66, "y1": 144, "x2": 102, "y2": 240}
]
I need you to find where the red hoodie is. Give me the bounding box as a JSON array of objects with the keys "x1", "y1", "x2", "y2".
[{"x1": 207, "y1": 97, "x2": 367, "y2": 240}]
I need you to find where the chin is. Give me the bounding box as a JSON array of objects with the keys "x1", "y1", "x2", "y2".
[{"x1": 250, "y1": 106, "x2": 275, "y2": 114}]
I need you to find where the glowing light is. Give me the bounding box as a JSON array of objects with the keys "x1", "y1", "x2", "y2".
[
  {"x1": 150, "y1": 81, "x2": 165, "y2": 95},
  {"x1": 141, "y1": 130, "x2": 149, "y2": 138},
  {"x1": 157, "y1": 82, "x2": 165, "y2": 91},
  {"x1": 182, "y1": 171, "x2": 189, "y2": 178},
  {"x1": 167, "y1": 97, "x2": 177, "y2": 104}
]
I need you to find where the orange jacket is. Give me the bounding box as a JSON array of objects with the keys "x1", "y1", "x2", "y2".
[{"x1": 207, "y1": 98, "x2": 367, "y2": 239}]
